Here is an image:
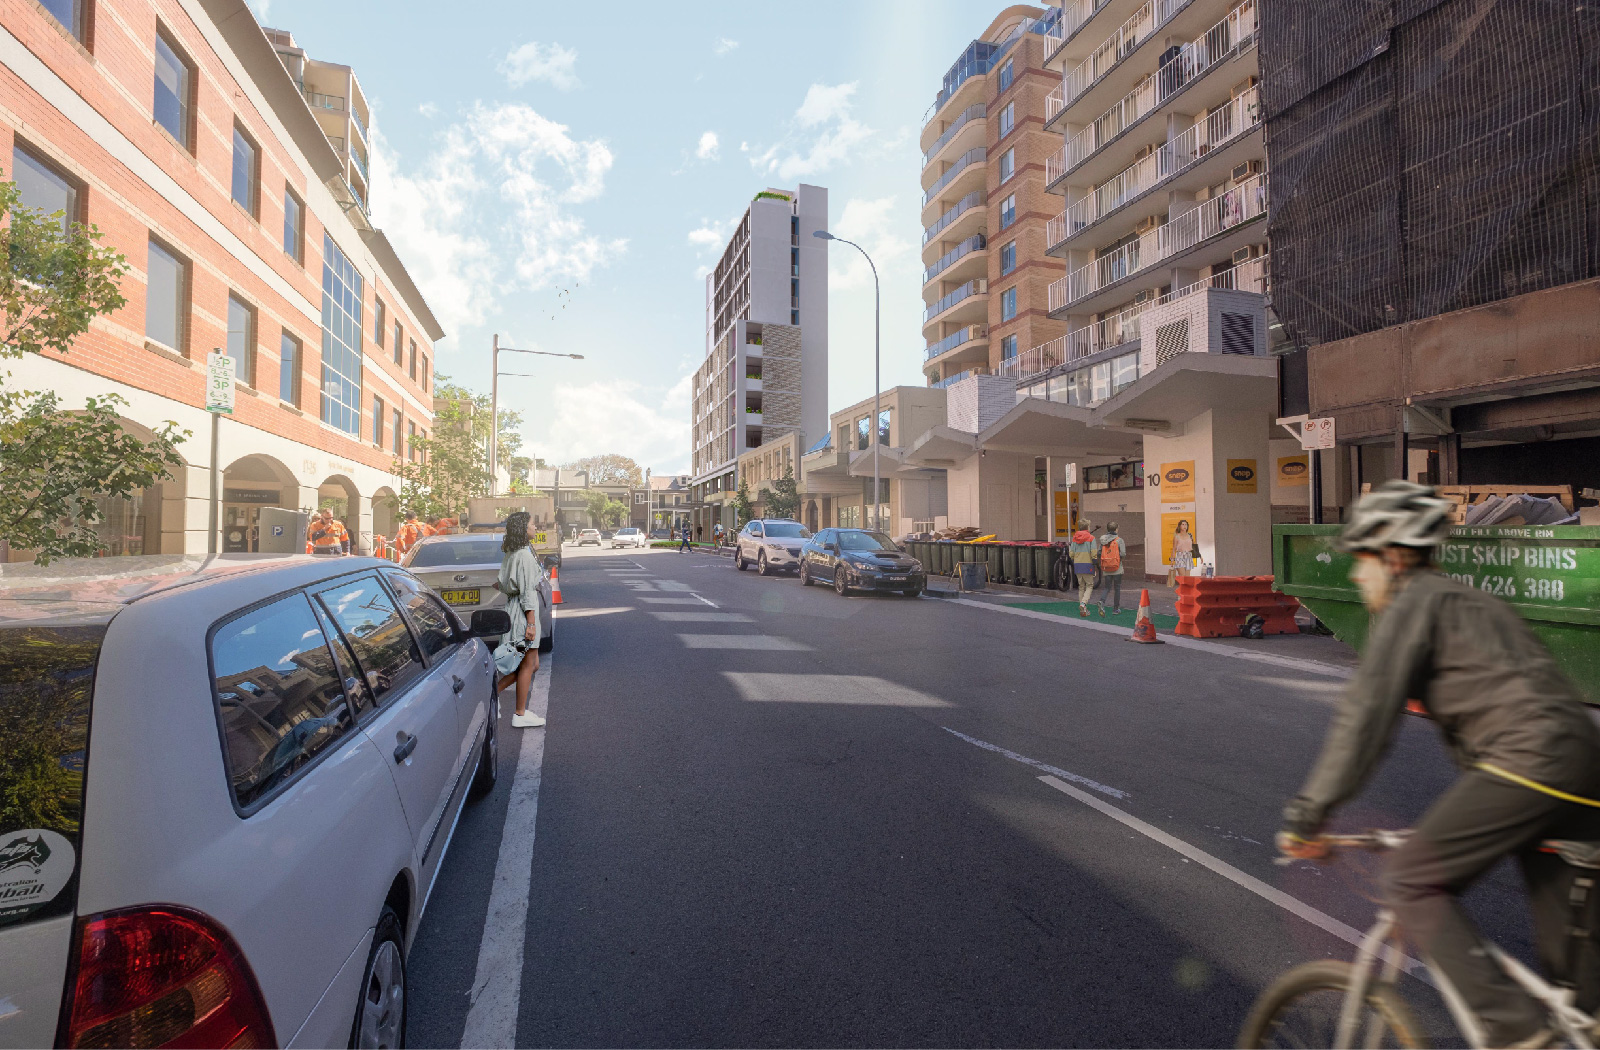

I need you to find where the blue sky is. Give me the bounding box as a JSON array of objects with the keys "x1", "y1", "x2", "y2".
[{"x1": 248, "y1": 0, "x2": 1010, "y2": 473}]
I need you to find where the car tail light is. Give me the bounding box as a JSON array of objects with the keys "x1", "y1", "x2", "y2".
[{"x1": 60, "y1": 906, "x2": 276, "y2": 1050}]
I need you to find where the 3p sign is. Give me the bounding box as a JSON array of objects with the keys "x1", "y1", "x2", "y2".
[
  {"x1": 205, "y1": 352, "x2": 235, "y2": 414},
  {"x1": 1301, "y1": 417, "x2": 1336, "y2": 451}
]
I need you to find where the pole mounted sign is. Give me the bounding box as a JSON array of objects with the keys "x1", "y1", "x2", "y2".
[
  {"x1": 1300, "y1": 416, "x2": 1336, "y2": 451},
  {"x1": 1062, "y1": 462, "x2": 1078, "y2": 486},
  {"x1": 206, "y1": 352, "x2": 236, "y2": 415}
]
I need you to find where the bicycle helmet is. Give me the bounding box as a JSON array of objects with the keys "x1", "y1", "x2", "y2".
[{"x1": 1336, "y1": 481, "x2": 1454, "y2": 553}]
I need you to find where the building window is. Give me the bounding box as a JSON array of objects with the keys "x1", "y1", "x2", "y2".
[
  {"x1": 421, "y1": 354, "x2": 429, "y2": 391},
  {"x1": 226, "y1": 294, "x2": 255, "y2": 387},
  {"x1": 1001, "y1": 286, "x2": 1018, "y2": 321},
  {"x1": 408, "y1": 339, "x2": 417, "y2": 381},
  {"x1": 319, "y1": 233, "x2": 363, "y2": 436},
  {"x1": 231, "y1": 124, "x2": 258, "y2": 216},
  {"x1": 999, "y1": 58, "x2": 1014, "y2": 93},
  {"x1": 877, "y1": 408, "x2": 891, "y2": 446},
  {"x1": 372, "y1": 396, "x2": 384, "y2": 446},
  {"x1": 392, "y1": 409, "x2": 403, "y2": 455},
  {"x1": 38, "y1": 0, "x2": 86, "y2": 42},
  {"x1": 12, "y1": 143, "x2": 80, "y2": 232},
  {"x1": 999, "y1": 148, "x2": 1015, "y2": 183},
  {"x1": 791, "y1": 247, "x2": 799, "y2": 275},
  {"x1": 282, "y1": 189, "x2": 303, "y2": 263},
  {"x1": 152, "y1": 30, "x2": 193, "y2": 149},
  {"x1": 144, "y1": 238, "x2": 186, "y2": 353},
  {"x1": 407, "y1": 420, "x2": 417, "y2": 462},
  {"x1": 1000, "y1": 240, "x2": 1017, "y2": 276},
  {"x1": 279, "y1": 331, "x2": 301, "y2": 405},
  {"x1": 791, "y1": 309, "x2": 799, "y2": 324},
  {"x1": 856, "y1": 416, "x2": 869, "y2": 451},
  {"x1": 374, "y1": 298, "x2": 386, "y2": 347},
  {"x1": 999, "y1": 101, "x2": 1015, "y2": 138},
  {"x1": 392, "y1": 321, "x2": 403, "y2": 365},
  {"x1": 1001, "y1": 334, "x2": 1018, "y2": 360},
  {"x1": 1000, "y1": 194, "x2": 1017, "y2": 229}
]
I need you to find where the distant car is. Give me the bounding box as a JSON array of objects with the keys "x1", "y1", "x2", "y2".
[
  {"x1": 577, "y1": 529, "x2": 602, "y2": 547},
  {"x1": 733, "y1": 519, "x2": 813, "y2": 576},
  {"x1": 650, "y1": 529, "x2": 672, "y2": 539},
  {"x1": 610, "y1": 527, "x2": 648, "y2": 549},
  {"x1": 0, "y1": 555, "x2": 508, "y2": 1050},
  {"x1": 404, "y1": 534, "x2": 553, "y2": 652},
  {"x1": 799, "y1": 528, "x2": 926, "y2": 596}
]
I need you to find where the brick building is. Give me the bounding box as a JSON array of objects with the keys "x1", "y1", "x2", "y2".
[{"x1": 1, "y1": 0, "x2": 443, "y2": 557}]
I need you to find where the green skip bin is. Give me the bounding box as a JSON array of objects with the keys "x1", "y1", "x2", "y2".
[{"x1": 1273, "y1": 524, "x2": 1600, "y2": 703}]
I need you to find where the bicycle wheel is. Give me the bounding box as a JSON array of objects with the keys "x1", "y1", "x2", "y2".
[{"x1": 1237, "y1": 960, "x2": 1428, "y2": 1049}]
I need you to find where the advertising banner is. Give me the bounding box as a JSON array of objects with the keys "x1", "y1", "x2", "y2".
[
  {"x1": 1160, "y1": 461, "x2": 1196, "y2": 503},
  {"x1": 1226, "y1": 460, "x2": 1259, "y2": 494},
  {"x1": 1277, "y1": 455, "x2": 1310, "y2": 487},
  {"x1": 1161, "y1": 511, "x2": 1199, "y2": 567}
]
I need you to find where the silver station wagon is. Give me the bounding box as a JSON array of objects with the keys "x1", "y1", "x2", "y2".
[{"x1": 0, "y1": 555, "x2": 508, "y2": 1049}]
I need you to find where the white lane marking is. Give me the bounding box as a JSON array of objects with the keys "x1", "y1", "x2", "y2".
[
  {"x1": 942, "y1": 727, "x2": 1129, "y2": 800},
  {"x1": 655, "y1": 581, "x2": 694, "y2": 592},
  {"x1": 690, "y1": 592, "x2": 718, "y2": 608},
  {"x1": 639, "y1": 597, "x2": 703, "y2": 605},
  {"x1": 460, "y1": 654, "x2": 554, "y2": 1049},
  {"x1": 1035, "y1": 774, "x2": 1429, "y2": 980},
  {"x1": 678, "y1": 634, "x2": 811, "y2": 651},
  {"x1": 552, "y1": 606, "x2": 636, "y2": 619},
  {"x1": 650, "y1": 612, "x2": 753, "y2": 623},
  {"x1": 950, "y1": 598, "x2": 1353, "y2": 680},
  {"x1": 725, "y1": 672, "x2": 951, "y2": 708}
]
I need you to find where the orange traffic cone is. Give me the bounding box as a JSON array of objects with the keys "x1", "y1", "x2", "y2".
[
  {"x1": 550, "y1": 565, "x2": 564, "y2": 606},
  {"x1": 1129, "y1": 589, "x2": 1163, "y2": 644}
]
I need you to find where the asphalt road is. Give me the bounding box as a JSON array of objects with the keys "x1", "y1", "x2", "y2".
[{"x1": 407, "y1": 543, "x2": 1539, "y2": 1048}]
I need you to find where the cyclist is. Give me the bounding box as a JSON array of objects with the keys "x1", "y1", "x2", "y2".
[{"x1": 1278, "y1": 480, "x2": 1600, "y2": 1048}]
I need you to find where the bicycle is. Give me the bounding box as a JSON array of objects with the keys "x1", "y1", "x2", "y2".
[{"x1": 1238, "y1": 830, "x2": 1600, "y2": 1049}]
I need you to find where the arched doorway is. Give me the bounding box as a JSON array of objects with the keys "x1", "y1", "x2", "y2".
[
  {"x1": 317, "y1": 474, "x2": 364, "y2": 553},
  {"x1": 220, "y1": 454, "x2": 298, "y2": 553},
  {"x1": 77, "y1": 417, "x2": 190, "y2": 557}
]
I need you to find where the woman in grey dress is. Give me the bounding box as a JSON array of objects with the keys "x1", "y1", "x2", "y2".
[{"x1": 494, "y1": 511, "x2": 545, "y2": 728}]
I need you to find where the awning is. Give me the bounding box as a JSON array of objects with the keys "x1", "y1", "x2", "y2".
[
  {"x1": 902, "y1": 425, "x2": 979, "y2": 467},
  {"x1": 977, "y1": 398, "x2": 1141, "y2": 457},
  {"x1": 1096, "y1": 354, "x2": 1277, "y2": 433}
]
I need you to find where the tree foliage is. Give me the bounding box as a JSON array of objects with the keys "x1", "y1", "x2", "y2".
[
  {"x1": 731, "y1": 479, "x2": 754, "y2": 526},
  {"x1": 567, "y1": 453, "x2": 643, "y2": 487},
  {"x1": 0, "y1": 175, "x2": 187, "y2": 563},
  {"x1": 580, "y1": 489, "x2": 629, "y2": 528},
  {"x1": 390, "y1": 379, "x2": 492, "y2": 519},
  {"x1": 766, "y1": 467, "x2": 801, "y2": 521}
]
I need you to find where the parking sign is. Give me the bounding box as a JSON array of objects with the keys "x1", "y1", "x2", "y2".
[
  {"x1": 206, "y1": 352, "x2": 236, "y2": 414},
  {"x1": 1300, "y1": 417, "x2": 1335, "y2": 450}
]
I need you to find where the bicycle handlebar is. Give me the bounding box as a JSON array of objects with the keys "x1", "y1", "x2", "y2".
[{"x1": 1274, "y1": 829, "x2": 1412, "y2": 865}]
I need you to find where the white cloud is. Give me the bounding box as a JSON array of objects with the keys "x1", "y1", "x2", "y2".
[
  {"x1": 713, "y1": 37, "x2": 739, "y2": 55},
  {"x1": 368, "y1": 103, "x2": 625, "y2": 335},
  {"x1": 830, "y1": 196, "x2": 916, "y2": 291},
  {"x1": 695, "y1": 131, "x2": 720, "y2": 161},
  {"x1": 748, "y1": 82, "x2": 875, "y2": 181},
  {"x1": 500, "y1": 41, "x2": 580, "y2": 91},
  {"x1": 529, "y1": 375, "x2": 692, "y2": 473},
  {"x1": 417, "y1": 101, "x2": 438, "y2": 119},
  {"x1": 247, "y1": 0, "x2": 270, "y2": 19}
]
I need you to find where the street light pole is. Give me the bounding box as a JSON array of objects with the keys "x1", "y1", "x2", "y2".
[
  {"x1": 814, "y1": 231, "x2": 880, "y2": 531},
  {"x1": 487, "y1": 336, "x2": 584, "y2": 495}
]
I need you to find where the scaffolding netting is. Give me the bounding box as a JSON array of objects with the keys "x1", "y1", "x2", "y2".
[{"x1": 1260, "y1": 0, "x2": 1600, "y2": 348}]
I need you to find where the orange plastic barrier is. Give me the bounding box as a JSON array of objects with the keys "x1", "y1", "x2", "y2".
[{"x1": 1174, "y1": 575, "x2": 1301, "y2": 639}]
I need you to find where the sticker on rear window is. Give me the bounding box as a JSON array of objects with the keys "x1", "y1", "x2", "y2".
[{"x1": 0, "y1": 829, "x2": 75, "y2": 924}]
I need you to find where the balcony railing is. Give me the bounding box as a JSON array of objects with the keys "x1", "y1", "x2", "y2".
[
  {"x1": 931, "y1": 368, "x2": 990, "y2": 389},
  {"x1": 349, "y1": 144, "x2": 369, "y2": 184},
  {"x1": 1049, "y1": 87, "x2": 1261, "y2": 250},
  {"x1": 1061, "y1": 0, "x2": 1191, "y2": 111},
  {"x1": 923, "y1": 191, "x2": 983, "y2": 246},
  {"x1": 924, "y1": 148, "x2": 987, "y2": 207},
  {"x1": 1057, "y1": 0, "x2": 1114, "y2": 47},
  {"x1": 1059, "y1": 0, "x2": 1258, "y2": 177},
  {"x1": 350, "y1": 107, "x2": 369, "y2": 144},
  {"x1": 305, "y1": 90, "x2": 345, "y2": 112},
  {"x1": 1048, "y1": 172, "x2": 1267, "y2": 311},
  {"x1": 924, "y1": 234, "x2": 986, "y2": 285},
  {"x1": 924, "y1": 323, "x2": 987, "y2": 362},
  {"x1": 925, "y1": 281, "x2": 988, "y2": 324},
  {"x1": 923, "y1": 105, "x2": 985, "y2": 167}
]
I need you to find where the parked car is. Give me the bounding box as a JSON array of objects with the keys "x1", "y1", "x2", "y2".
[
  {"x1": 403, "y1": 534, "x2": 553, "y2": 652},
  {"x1": 733, "y1": 519, "x2": 813, "y2": 576},
  {"x1": 0, "y1": 555, "x2": 509, "y2": 1050},
  {"x1": 610, "y1": 527, "x2": 648, "y2": 549},
  {"x1": 650, "y1": 529, "x2": 672, "y2": 540},
  {"x1": 577, "y1": 529, "x2": 602, "y2": 546},
  {"x1": 799, "y1": 528, "x2": 927, "y2": 596}
]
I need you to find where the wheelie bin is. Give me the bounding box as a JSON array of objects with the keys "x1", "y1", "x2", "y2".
[
  {"x1": 984, "y1": 542, "x2": 1004, "y2": 584},
  {"x1": 1001, "y1": 543, "x2": 1020, "y2": 585},
  {"x1": 1034, "y1": 543, "x2": 1060, "y2": 591}
]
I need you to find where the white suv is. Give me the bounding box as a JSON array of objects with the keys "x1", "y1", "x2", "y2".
[
  {"x1": 576, "y1": 529, "x2": 602, "y2": 546},
  {"x1": 0, "y1": 555, "x2": 506, "y2": 1049},
  {"x1": 610, "y1": 527, "x2": 647, "y2": 549}
]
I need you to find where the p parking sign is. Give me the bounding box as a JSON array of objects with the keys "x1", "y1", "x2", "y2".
[{"x1": 206, "y1": 352, "x2": 236, "y2": 414}]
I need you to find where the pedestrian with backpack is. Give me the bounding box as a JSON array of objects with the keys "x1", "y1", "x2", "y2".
[
  {"x1": 1067, "y1": 519, "x2": 1100, "y2": 617},
  {"x1": 1094, "y1": 522, "x2": 1127, "y2": 616}
]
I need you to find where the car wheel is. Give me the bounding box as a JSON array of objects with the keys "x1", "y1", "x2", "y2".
[
  {"x1": 734, "y1": 549, "x2": 746, "y2": 571},
  {"x1": 799, "y1": 562, "x2": 812, "y2": 586},
  {"x1": 351, "y1": 906, "x2": 405, "y2": 1049},
  {"x1": 469, "y1": 709, "x2": 497, "y2": 800},
  {"x1": 757, "y1": 551, "x2": 770, "y2": 576},
  {"x1": 904, "y1": 587, "x2": 923, "y2": 598},
  {"x1": 834, "y1": 570, "x2": 850, "y2": 597}
]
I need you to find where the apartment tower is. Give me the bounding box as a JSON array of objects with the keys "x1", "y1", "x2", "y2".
[
  {"x1": 690, "y1": 186, "x2": 828, "y2": 532},
  {"x1": 921, "y1": 7, "x2": 1066, "y2": 390}
]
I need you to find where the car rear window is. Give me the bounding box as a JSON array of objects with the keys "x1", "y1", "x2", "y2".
[
  {"x1": 0, "y1": 621, "x2": 105, "y2": 930},
  {"x1": 408, "y1": 539, "x2": 505, "y2": 567},
  {"x1": 211, "y1": 593, "x2": 356, "y2": 810}
]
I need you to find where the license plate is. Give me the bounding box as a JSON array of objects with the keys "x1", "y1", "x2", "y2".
[
  {"x1": 886, "y1": 575, "x2": 908, "y2": 582},
  {"x1": 440, "y1": 589, "x2": 480, "y2": 606}
]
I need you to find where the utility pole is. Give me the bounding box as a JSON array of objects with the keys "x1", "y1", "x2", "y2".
[
  {"x1": 813, "y1": 230, "x2": 878, "y2": 530},
  {"x1": 490, "y1": 335, "x2": 584, "y2": 497}
]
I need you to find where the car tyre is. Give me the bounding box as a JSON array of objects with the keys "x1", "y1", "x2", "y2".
[
  {"x1": 799, "y1": 562, "x2": 812, "y2": 586},
  {"x1": 834, "y1": 570, "x2": 850, "y2": 597},
  {"x1": 351, "y1": 906, "x2": 406, "y2": 1049},
  {"x1": 734, "y1": 549, "x2": 747, "y2": 571},
  {"x1": 469, "y1": 708, "x2": 497, "y2": 800},
  {"x1": 903, "y1": 587, "x2": 923, "y2": 598},
  {"x1": 757, "y1": 551, "x2": 771, "y2": 576}
]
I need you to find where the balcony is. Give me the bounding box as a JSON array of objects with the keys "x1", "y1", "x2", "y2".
[
  {"x1": 924, "y1": 14, "x2": 1056, "y2": 128},
  {"x1": 923, "y1": 191, "x2": 983, "y2": 247},
  {"x1": 1057, "y1": 0, "x2": 1258, "y2": 181},
  {"x1": 350, "y1": 106, "x2": 369, "y2": 144},
  {"x1": 349, "y1": 143, "x2": 369, "y2": 184},
  {"x1": 305, "y1": 89, "x2": 345, "y2": 113},
  {"x1": 924, "y1": 281, "x2": 988, "y2": 326},
  {"x1": 1048, "y1": 172, "x2": 1267, "y2": 314},
  {"x1": 931, "y1": 368, "x2": 991, "y2": 390},
  {"x1": 924, "y1": 324, "x2": 988, "y2": 363},
  {"x1": 923, "y1": 105, "x2": 985, "y2": 168},
  {"x1": 923, "y1": 148, "x2": 986, "y2": 209},
  {"x1": 923, "y1": 234, "x2": 987, "y2": 286},
  {"x1": 1048, "y1": 87, "x2": 1260, "y2": 252}
]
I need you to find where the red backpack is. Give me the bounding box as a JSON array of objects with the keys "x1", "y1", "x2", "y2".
[{"x1": 1099, "y1": 538, "x2": 1121, "y2": 572}]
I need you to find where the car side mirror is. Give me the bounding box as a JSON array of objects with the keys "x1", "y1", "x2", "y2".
[
  {"x1": 469, "y1": 609, "x2": 511, "y2": 638},
  {"x1": 825, "y1": 543, "x2": 839, "y2": 554}
]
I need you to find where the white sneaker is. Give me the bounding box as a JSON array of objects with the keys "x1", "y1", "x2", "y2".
[{"x1": 511, "y1": 712, "x2": 546, "y2": 728}]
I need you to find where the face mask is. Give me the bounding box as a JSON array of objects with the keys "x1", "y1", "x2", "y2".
[{"x1": 1351, "y1": 555, "x2": 1395, "y2": 613}]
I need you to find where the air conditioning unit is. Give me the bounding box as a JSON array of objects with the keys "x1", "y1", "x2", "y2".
[
  {"x1": 1131, "y1": 288, "x2": 1159, "y2": 306},
  {"x1": 1231, "y1": 160, "x2": 1262, "y2": 183},
  {"x1": 1232, "y1": 244, "x2": 1261, "y2": 266}
]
